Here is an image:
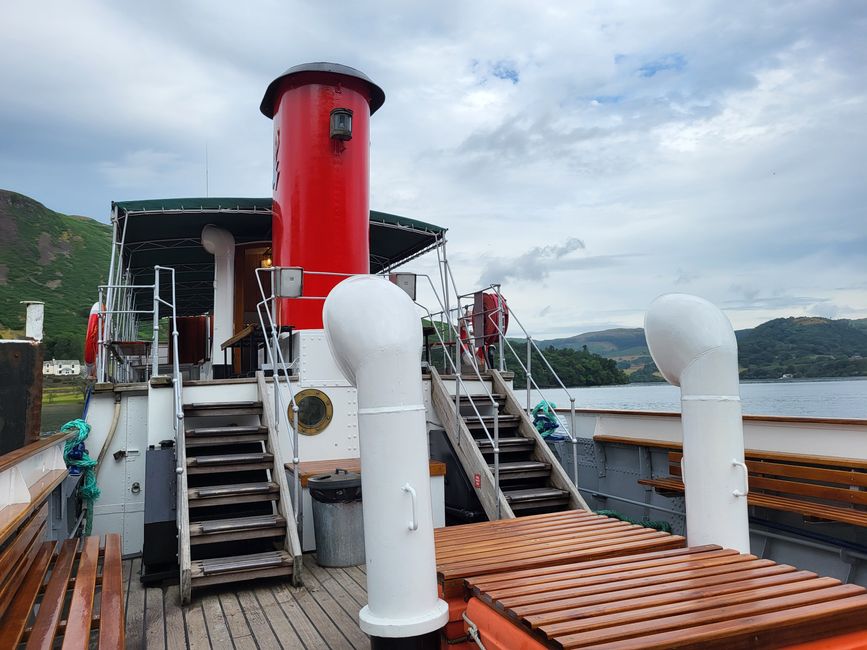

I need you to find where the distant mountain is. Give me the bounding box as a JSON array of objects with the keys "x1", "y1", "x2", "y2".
[
  {"x1": 737, "y1": 317, "x2": 867, "y2": 379},
  {"x1": 541, "y1": 328, "x2": 660, "y2": 380},
  {"x1": 540, "y1": 318, "x2": 867, "y2": 382},
  {"x1": 0, "y1": 190, "x2": 111, "y2": 358}
]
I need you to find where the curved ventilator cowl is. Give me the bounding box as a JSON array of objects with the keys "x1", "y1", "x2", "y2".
[
  {"x1": 645, "y1": 293, "x2": 750, "y2": 553},
  {"x1": 323, "y1": 275, "x2": 449, "y2": 638}
]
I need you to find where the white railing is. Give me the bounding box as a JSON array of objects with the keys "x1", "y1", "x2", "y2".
[
  {"x1": 416, "y1": 274, "x2": 503, "y2": 518},
  {"x1": 96, "y1": 264, "x2": 178, "y2": 384},
  {"x1": 431, "y1": 255, "x2": 581, "y2": 490},
  {"x1": 148, "y1": 266, "x2": 191, "y2": 601},
  {"x1": 254, "y1": 268, "x2": 301, "y2": 533}
]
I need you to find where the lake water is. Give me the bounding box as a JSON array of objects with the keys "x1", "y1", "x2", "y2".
[
  {"x1": 532, "y1": 378, "x2": 867, "y2": 419},
  {"x1": 39, "y1": 378, "x2": 867, "y2": 431},
  {"x1": 41, "y1": 402, "x2": 85, "y2": 432}
]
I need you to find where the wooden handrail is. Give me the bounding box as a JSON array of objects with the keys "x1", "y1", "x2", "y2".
[
  {"x1": 0, "y1": 432, "x2": 72, "y2": 475},
  {"x1": 557, "y1": 407, "x2": 867, "y2": 427},
  {"x1": 595, "y1": 434, "x2": 867, "y2": 470}
]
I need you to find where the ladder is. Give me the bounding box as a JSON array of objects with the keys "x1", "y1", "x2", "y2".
[
  {"x1": 179, "y1": 396, "x2": 300, "y2": 600},
  {"x1": 430, "y1": 368, "x2": 588, "y2": 519}
]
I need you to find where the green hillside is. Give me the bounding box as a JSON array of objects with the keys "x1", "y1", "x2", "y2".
[
  {"x1": 0, "y1": 190, "x2": 111, "y2": 359},
  {"x1": 540, "y1": 317, "x2": 867, "y2": 382},
  {"x1": 737, "y1": 317, "x2": 867, "y2": 379}
]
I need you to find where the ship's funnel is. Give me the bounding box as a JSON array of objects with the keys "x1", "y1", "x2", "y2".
[
  {"x1": 262, "y1": 62, "x2": 384, "y2": 330},
  {"x1": 645, "y1": 293, "x2": 750, "y2": 553},
  {"x1": 323, "y1": 275, "x2": 448, "y2": 647}
]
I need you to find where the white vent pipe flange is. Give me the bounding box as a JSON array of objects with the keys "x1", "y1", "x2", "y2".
[
  {"x1": 323, "y1": 275, "x2": 449, "y2": 639},
  {"x1": 645, "y1": 293, "x2": 750, "y2": 553}
]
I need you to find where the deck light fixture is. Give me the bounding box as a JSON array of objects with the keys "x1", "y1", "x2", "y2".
[
  {"x1": 261, "y1": 248, "x2": 273, "y2": 268},
  {"x1": 275, "y1": 266, "x2": 303, "y2": 298},
  {"x1": 330, "y1": 108, "x2": 353, "y2": 140}
]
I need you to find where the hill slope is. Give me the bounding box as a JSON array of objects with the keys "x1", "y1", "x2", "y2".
[
  {"x1": 0, "y1": 190, "x2": 111, "y2": 358},
  {"x1": 540, "y1": 318, "x2": 867, "y2": 381}
]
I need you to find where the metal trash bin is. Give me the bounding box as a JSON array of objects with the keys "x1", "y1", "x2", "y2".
[{"x1": 309, "y1": 469, "x2": 365, "y2": 567}]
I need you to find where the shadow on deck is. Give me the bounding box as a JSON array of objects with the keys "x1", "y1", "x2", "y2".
[{"x1": 124, "y1": 554, "x2": 369, "y2": 649}]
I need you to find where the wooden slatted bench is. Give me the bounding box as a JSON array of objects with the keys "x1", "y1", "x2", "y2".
[
  {"x1": 0, "y1": 522, "x2": 125, "y2": 649},
  {"x1": 462, "y1": 544, "x2": 867, "y2": 649},
  {"x1": 639, "y1": 450, "x2": 867, "y2": 527},
  {"x1": 435, "y1": 509, "x2": 686, "y2": 644},
  {"x1": 0, "y1": 434, "x2": 125, "y2": 648}
]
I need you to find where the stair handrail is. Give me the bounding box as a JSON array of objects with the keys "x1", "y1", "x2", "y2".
[
  {"x1": 415, "y1": 280, "x2": 501, "y2": 518},
  {"x1": 441, "y1": 260, "x2": 580, "y2": 491},
  {"x1": 152, "y1": 265, "x2": 191, "y2": 602},
  {"x1": 254, "y1": 268, "x2": 301, "y2": 532},
  {"x1": 483, "y1": 318, "x2": 580, "y2": 493}
]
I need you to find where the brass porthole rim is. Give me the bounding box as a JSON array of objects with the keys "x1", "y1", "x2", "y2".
[{"x1": 288, "y1": 388, "x2": 334, "y2": 436}]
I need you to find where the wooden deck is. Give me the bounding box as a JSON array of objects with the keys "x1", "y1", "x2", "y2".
[{"x1": 124, "y1": 554, "x2": 369, "y2": 649}]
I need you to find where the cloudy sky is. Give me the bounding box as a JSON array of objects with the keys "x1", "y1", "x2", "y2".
[{"x1": 1, "y1": 1, "x2": 865, "y2": 337}]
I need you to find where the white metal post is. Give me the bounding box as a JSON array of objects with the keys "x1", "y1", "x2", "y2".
[
  {"x1": 152, "y1": 268, "x2": 160, "y2": 377},
  {"x1": 526, "y1": 337, "x2": 532, "y2": 414}
]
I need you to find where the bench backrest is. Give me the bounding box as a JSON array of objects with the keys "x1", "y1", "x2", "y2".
[{"x1": 668, "y1": 451, "x2": 867, "y2": 508}]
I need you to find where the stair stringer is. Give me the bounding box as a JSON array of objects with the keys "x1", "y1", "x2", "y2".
[
  {"x1": 429, "y1": 368, "x2": 514, "y2": 521},
  {"x1": 257, "y1": 372, "x2": 303, "y2": 586},
  {"x1": 490, "y1": 370, "x2": 590, "y2": 511}
]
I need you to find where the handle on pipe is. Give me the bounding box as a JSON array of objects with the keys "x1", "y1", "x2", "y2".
[
  {"x1": 732, "y1": 460, "x2": 749, "y2": 497},
  {"x1": 402, "y1": 483, "x2": 419, "y2": 531}
]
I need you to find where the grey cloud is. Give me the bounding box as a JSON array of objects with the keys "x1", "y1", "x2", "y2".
[{"x1": 478, "y1": 237, "x2": 585, "y2": 285}]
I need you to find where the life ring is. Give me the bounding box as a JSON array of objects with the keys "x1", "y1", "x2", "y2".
[{"x1": 84, "y1": 302, "x2": 101, "y2": 365}]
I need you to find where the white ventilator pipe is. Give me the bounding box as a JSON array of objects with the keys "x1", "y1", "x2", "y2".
[
  {"x1": 324, "y1": 275, "x2": 449, "y2": 641},
  {"x1": 201, "y1": 225, "x2": 235, "y2": 366},
  {"x1": 645, "y1": 293, "x2": 750, "y2": 553}
]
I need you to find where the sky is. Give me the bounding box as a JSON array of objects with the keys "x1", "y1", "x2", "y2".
[{"x1": 1, "y1": 0, "x2": 865, "y2": 338}]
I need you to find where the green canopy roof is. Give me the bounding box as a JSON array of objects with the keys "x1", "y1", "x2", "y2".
[{"x1": 113, "y1": 198, "x2": 445, "y2": 315}]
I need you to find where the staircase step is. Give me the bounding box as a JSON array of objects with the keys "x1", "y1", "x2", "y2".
[
  {"x1": 185, "y1": 433, "x2": 268, "y2": 448},
  {"x1": 464, "y1": 415, "x2": 520, "y2": 430},
  {"x1": 184, "y1": 401, "x2": 263, "y2": 417},
  {"x1": 186, "y1": 451, "x2": 273, "y2": 474},
  {"x1": 504, "y1": 487, "x2": 570, "y2": 512},
  {"x1": 190, "y1": 513, "x2": 286, "y2": 545},
  {"x1": 458, "y1": 394, "x2": 506, "y2": 403},
  {"x1": 188, "y1": 481, "x2": 279, "y2": 507},
  {"x1": 476, "y1": 437, "x2": 535, "y2": 454},
  {"x1": 493, "y1": 460, "x2": 551, "y2": 481},
  {"x1": 191, "y1": 550, "x2": 293, "y2": 588},
  {"x1": 186, "y1": 425, "x2": 268, "y2": 437}
]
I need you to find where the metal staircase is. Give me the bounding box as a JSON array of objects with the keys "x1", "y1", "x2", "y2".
[
  {"x1": 179, "y1": 396, "x2": 301, "y2": 599},
  {"x1": 430, "y1": 368, "x2": 587, "y2": 520}
]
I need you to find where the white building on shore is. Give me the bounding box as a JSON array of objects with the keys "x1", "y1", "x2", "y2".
[{"x1": 43, "y1": 359, "x2": 82, "y2": 376}]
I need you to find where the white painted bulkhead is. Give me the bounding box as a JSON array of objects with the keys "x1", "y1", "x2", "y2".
[{"x1": 86, "y1": 386, "x2": 148, "y2": 556}]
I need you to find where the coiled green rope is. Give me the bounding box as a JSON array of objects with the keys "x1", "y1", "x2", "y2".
[
  {"x1": 60, "y1": 418, "x2": 101, "y2": 535},
  {"x1": 597, "y1": 509, "x2": 672, "y2": 533}
]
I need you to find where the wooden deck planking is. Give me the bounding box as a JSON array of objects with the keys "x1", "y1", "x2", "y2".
[{"x1": 122, "y1": 553, "x2": 370, "y2": 649}]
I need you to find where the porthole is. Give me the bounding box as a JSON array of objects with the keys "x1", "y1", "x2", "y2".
[{"x1": 288, "y1": 388, "x2": 333, "y2": 435}]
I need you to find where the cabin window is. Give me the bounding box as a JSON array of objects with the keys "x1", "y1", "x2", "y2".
[{"x1": 289, "y1": 388, "x2": 334, "y2": 435}]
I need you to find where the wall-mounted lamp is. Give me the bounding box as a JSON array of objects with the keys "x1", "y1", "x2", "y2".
[
  {"x1": 261, "y1": 248, "x2": 273, "y2": 268},
  {"x1": 330, "y1": 108, "x2": 353, "y2": 141}
]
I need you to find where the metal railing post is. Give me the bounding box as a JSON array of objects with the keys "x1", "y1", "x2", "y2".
[
  {"x1": 526, "y1": 337, "x2": 532, "y2": 414},
  {"x1": 570, "y1": 397, "x2": 578, "y2": 486},
  {"x1": 151, "y1": 268, "x2": 160, "y2": 377},
  {"x1": 495, "y1": 285, "x2": 505, "y2": 372},
  {"x1": 97, "y1": 287, "x2": 105, "y2": 383},
  {"x1": 494, "y1": 406, "x2": 500, "y2": 519}
]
